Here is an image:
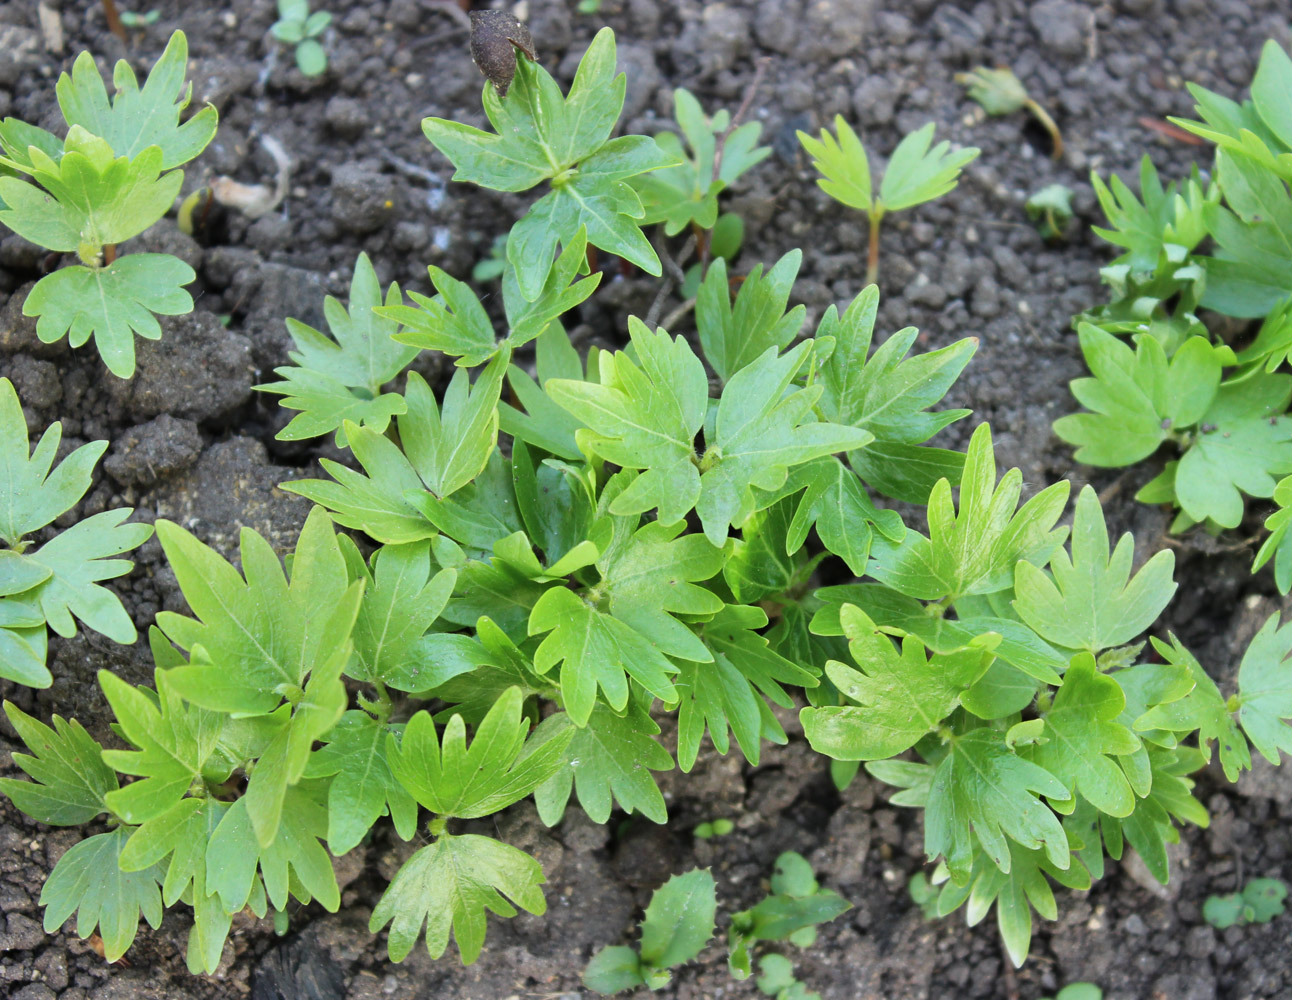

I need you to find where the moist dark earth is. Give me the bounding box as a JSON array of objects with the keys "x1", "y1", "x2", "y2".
[{"x1": 2, "y1": 1, "x2": 1292, "y2": 998}]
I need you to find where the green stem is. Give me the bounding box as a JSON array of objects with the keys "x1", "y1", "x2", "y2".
[
  {"x1": 866, "y1": 210, "x2": 883, "y2": 286},
  {"x1": 1024, "y1": 98, "x2": 1064, "y2": 161}
]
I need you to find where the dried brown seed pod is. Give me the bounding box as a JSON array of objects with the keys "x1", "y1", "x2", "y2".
[{"x1": 469, "y1": 10, "x2": 536, "y2": 97}]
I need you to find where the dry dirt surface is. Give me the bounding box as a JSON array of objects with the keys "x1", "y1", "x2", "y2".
[{"x1": 2, "y1": 2, "x2": 1292, "y2": 999}]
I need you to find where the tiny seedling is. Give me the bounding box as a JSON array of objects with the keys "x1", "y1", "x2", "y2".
[
  {"x1": 728, "y1": 852, "x2": 852, "y2": 978},
  {"x1": 119, "y1": 9, "x2": 161, "y2": 27},
  {"x1": 1041, "y1": 985, "x2": 1103, "y2": 1000},
  {"x1": 958, "y1": 65, "x2": 1064, "y2": 160},
  {"x1": 271, "y1": 0, "x2": 332, "y2": 77},
  {"x1": 908, "y1": 871, "x2": 941, "y2": 920},
  {"x1": 756, "y1": 953, "x2": 821, "y2": 1000},
  {"x1": 583, "y1": 869, "x2": 717, "y2": 993},
  {"x1": 1027, "y1": 183, "x2": 1075, "y2": 241},
  {"x1": 694, "y1": 818, "x2": 735, "y2": 839},
  {"x1": 0, "y1": 31, "x2": 217, "y2": 377},
  {"x1": 798, "y1": 118, "x2": 979, "y2": 283},
  {"x1": 1204, "y1": 877, "x2": 1288, "y2": 928}
]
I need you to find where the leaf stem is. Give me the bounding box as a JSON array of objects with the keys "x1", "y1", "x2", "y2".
[
  {"x1": 866, "y1": 212, "x2": 883, "y2": 286},
  {"x1": 1023, "y1": 98, "x2": 1064, "y2": 161}
]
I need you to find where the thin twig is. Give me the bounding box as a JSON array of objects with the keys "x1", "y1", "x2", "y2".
[
  {"x1": 643, "y1": 234, "x2": 695, "y2": 329},
  {"x1": 660, "y1": 297, "x2": 697, "y2": 331},
  {"x1": 705, "y1": 57, "x2": 770, "y2": 272}
]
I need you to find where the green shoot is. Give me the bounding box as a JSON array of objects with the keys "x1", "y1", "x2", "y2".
[
  {"x1": 957, "y1": 66, "x2": 1064, "y2": 160},
  {"x1": 271, "y1": 0, "x2": 332, "y2": 77}
]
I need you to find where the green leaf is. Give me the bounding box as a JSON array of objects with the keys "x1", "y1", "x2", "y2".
[
  {"x1": 156, "y1": 507, "x2": 359, "y2": 717},
  {"x1": 1054, "y1": 325, "x2": 1228, "y2": 468},
  {"x1": 387, "y1": 687, "x2": 573, "y2": 818},
  {"x1": 1090, "y1": 156, "x2": 1212, "y2": 271},
  {"x1": 547, "y1": 318, "x2": 707, "y2": 525},
  {"x1": 877, "y1": 122, "x2": 979, "y2": 212},
  {"x1": 345, "y1": 541, "x2": 460, "y2": 690},
  {"x1": 695, "y1": 251, "x2": 805, "y2": 384},
  {"x1": 801, "y1": 605, "x2": 992, "y2": 761},
  {"x1": 797, "y1": 116, "x2": 871, "y2": 212},
  {"x1": 304, "y1": 710, "x2": 419, "y2": 854},
  {"x1": 1137, "y1": 634, "x2": 1250, "y2": 781},
  {"x1": 56, "y1": 31, "x2": 217, "y2": 168},
  {"x1": 498, "y1": 323, "x2": 591, "y2": 460},
  {"x1": 1174, "y1": 372, "x2": 1292, "y2": 528},
  {"x1": 528, "y1": 586, "x2": 679, "y2": 726},
  {"x1": 920, "y1": 727, "x2": 1070, "y2": 882},
  {"x1": 383, "y1": 264, "x2": 497, "y2": 366},
  {"x1": 934, "y1": 840, "x2": 1088, "y2": 969},
  {"x1": 1013, "y1": 485, "x2": 1177, "y2": 653},
  {"x1": 815, "y1": 285, "x2": 975, "y2": 451},
  {"x1": 639, "y1": 869, "x2": 717, "y2": 971},
  {"x1": 295, "y1": 39, "x2": 328, "y2": 77},
  {"x1": 22, "y1": 255, "x2": 196, "y2": 378},
  {"x1": 206, "y1": 785, "x2": 339, "y2": 914},
  {"x1": 423, "y1": 29, "x2": 673, "y2": 299},
  {"x1": 257, "y1": 253, "x2": 416, "y2": 446},
  {"x1": 21, "y1": 509, "x2": 153, "y2": 644},
  {"x1": 532, "y1": 703, "x2": 674, "y2": 825},
  {"x1": 1023, "y1": 654, "x2": 1141, "y2": 816},
  {"x1": 0, "y1": 377, "x2": 107, "y2": 545},
  {"x1": 1236, "y1": 612, "x2": 1292, "y2": 764},
  {"x1": 583, "y1": 945, "x2": 646, "y2": 994},
  {"x1": 0, "y1": 701, "x2": 117, "y2": 825},
  {"x1": 696, "y1": 341, "x2": 872, "y2": 545},
  {"x1": 677, "y1": 605, "x2": 818, "y2": 771},
  {"x1": 784, "y1": 456, "x2": 906, "y2": 577},
  {"x1": 0, "y1": 141, "x2": 181, "y2": 253},
  {"x1": 40, "y1": 827, "x2": 163, "y2": 962},
  {"x1": 868, "y1": 423, "x2": 1070, "y2": 601},
  {"x1": 98, "y1": 669, "x2": 222, "y2": 824},
  {"x1": 371, "y1": 835, "x2": 547, "y2": 966}
]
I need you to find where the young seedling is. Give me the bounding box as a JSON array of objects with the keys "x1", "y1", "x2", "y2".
[
  {"x1": 583, "y1": 870, "x2": 717, "y2": 993},
  {"x1": 0, "y1": 31, "x2": 217, "y2": 377},
  {"x1": 728, "y1": 852, "x2": 851, "y2": 977},
  {"x1": 756, "y1": 953, "x2": 821, "y2": 1000},
  {"x1": 1041, "y1": 985, "x2": 1103, "y2": 1000},
  {"x1": 1204, "y1": 877, "x2": 1288, "y2": 928},
  {"x1": 957, "y1": 65, "x2": 1064, "y2": 160},
  {"x1": 1027, "y1": 183, "x2": 1075, "y2": 241},
  {"x1": 119, "y1": 9, "x2": 161, "y2": 27},
  {"x1": 797, "y1": 118, "x2": 979, "y2": 283},
  {"x1": 270, "y1": 0, "x2": 332, "y2": 77},
  {"x1": 694, "y1": 818, "x2": 735, "y2": 839}
]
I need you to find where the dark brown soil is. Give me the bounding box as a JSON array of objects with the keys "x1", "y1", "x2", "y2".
[{"x1": 3, "y1": 2, "x2": 1292, "y2": 999}]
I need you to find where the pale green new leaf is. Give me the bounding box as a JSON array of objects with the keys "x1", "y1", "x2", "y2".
[
  {"x1": 0, "y1": 701, "x2": 117, "y2": 825},
  {"x1": 22, "y1": 255, "x2": 196, "y2": 378},
  {"x1": 56, "y1": 30, "x2": 217, "y2": 168},
  {"x1": 0, "y1": 377, "x2": 107, "y2": 545},
  {"x1": 257, "y1": 252, "x2": 416, "y2": 446},
  {"x1": 801, "y1": 605, "x2": 992, "y2": 761},
  {"x1": 387, "y1": 687, "x2": 573, "y2": 818},
  {"x1": 41, "y1": 827, "x2": 163, "y2": 962},
  {"x1": 1236, "y1": 612, "x2": 1292, "y2": 764},
  {"x1": 370, "y1": 833, "x2": 546, "y2": 964},
  {"x1": 1014, "y1": 485, "x2": 1176, "y2": 653},
  {"x1": 868, "y1": 423, "x2": 1070, "y2": 601},
  {"x1": 695, "y1": 250, "x2": 805, "y2": 384},
  {"x1": 784, "y1": 456, "x2": 906, "y2": 576},
  {"x1": 878, "y1": 122, "x2": 979, "y2": 211},
  {"x1": 797, "y1": 116, "x2": 871, "y2": 211}
]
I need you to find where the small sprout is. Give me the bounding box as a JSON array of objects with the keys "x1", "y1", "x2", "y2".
[
  {"x1": 1027, "y1": 183, "x2": 1075, "y2": 241},
  {"x1": 958, "y1": 66, "x2": 1064, "y2": 160},
  {"x1": 798, "y1": 118, "x2": 979, "y2": 284},
  {"x1": 119, "y1": 9, "x2": 161, "y2": 27},
  {"x1": 694, "y1": 817, "x2": 735, "y2": 839},
  {"x1": 1205, "y1": 877, "x2": 1288, "y2": 929},
  {"x1": 1041, "y1": 985, "x2": 1103, "y2": 1000},
  {"x1": 469, "y1": 10, "x2": 536, "y2": 97},
  {"x1": 577, "y1": 0, "x2": 604, "y2": 12},
  {"x1": 471, "y1": 233, "x2": 509, "y2": 283},
  {"x1": 271, "y1": 0, "x2": 332, "y2": 77}
]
